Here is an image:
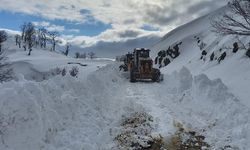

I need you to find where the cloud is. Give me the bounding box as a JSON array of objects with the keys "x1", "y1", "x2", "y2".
[
  {"x1": 32, "y1": 21, "x2": 50, "y2": 27},
  {"x1": 46, "y1": 24, "x2": 65, "y2": 32},
  {"x1": 125, "y1": 0, "x2": 226, "y2": 29},
  {"x1": 186, "y1": 1, "x2": 224, "y2": 15},
  {"x1": 32, "y1": 21, "x2": 65, "y2": 32},
  {"x1": 118, "y1": 30, "x2": 140, "y2": 38},
  {"x1": 63, "y1": 27, "x2": 164, "y2": 48},
  {"x1": 68, "y1": 29, "x2": 80, "y2": 33},
  {"x1": 33, "y1": 21, "x2": 80, "y2": 33},
  {"x1": 0, "y1": 0, "x2": 225, "y2": 32},
  {"x1": 0, "y1": 0, "x2": 226, "y2": 50},
  {"x1": 0, "y1": 0, "x2": 85, "y2": 22}
]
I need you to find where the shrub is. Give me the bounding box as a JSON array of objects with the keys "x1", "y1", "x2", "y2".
[
  {"x1": 0, "y1": 51, "x2": 12, "y2": 82},
  {"x1": 115, "y1": 112, "x2": 167, "y2": 150},
  {"x1": 69, "y1": 66, "x2": 79, "y2": 77},
  {"x1": 54, "y1": 67, "x2": 62, "y2": 75},
  {"x1": 61, "y1": 68, "x2": 67, "y2": 76},
  {"x1": 166, "y1": 122, "x2": 210, "y2": 150}
]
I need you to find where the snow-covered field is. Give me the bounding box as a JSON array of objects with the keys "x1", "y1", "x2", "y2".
[
  {"x1": 1, "y1": 5, "x2": 250, "y2": 150},
  {"x1": 1, "y1": 48, "x2": 250, "y2": 149}
]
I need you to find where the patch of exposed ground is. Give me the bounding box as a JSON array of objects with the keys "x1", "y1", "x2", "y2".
[
  {"x1": 114, "y1": 112, "x2": 166, "y2": 150},
  {"x1": 166, "y1": 123, "x2": 210, "y2": 150},
  {"x1": 114, "y1": 112, "x2": 211, "y2": 150}
]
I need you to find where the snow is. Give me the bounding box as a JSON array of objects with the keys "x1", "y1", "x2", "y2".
[
  {"x1": 2, "y1": 57, "x2": 250, "y2": 149},
  {"x1": 0, "y1": 28, "x2": 21, "y2": 35},
  {"x1": 162, "y1": 68, "x2": 250, "y2": 149},
  {"x1": 152, "y1": 6, "x2": 250, "y2": 108},
  {"x1": 0, "y1": 64, "x2": 121, "y2": 150},
  {"x1": 1, "y1": 5, "x2": 250, "y2": 150}
]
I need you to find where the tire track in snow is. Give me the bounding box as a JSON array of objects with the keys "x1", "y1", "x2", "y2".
[{"x1": 123, "y1": 82, "x2": 176, "y2": 136}]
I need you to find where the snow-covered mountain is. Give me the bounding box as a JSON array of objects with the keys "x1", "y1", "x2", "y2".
[
  {"x1": 73, "y1": 34, "x2": 161, "y2": 58},
  {"x1": 152, "y1": 6, "x2": 250, "y2": 107},
  {"x1": 1, "y1": 5, "x2": 250, "y2": 150}
]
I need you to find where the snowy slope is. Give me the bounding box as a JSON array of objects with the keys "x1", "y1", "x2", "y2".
[
  {"x1": 152, "y1": 6, "x2": 250, "y2": 108},
  {"x1": 151, "y1": 6, "x2": 227, "y2": 52},
  {"x1": 0, "y1": 35, "x2": 119, "y2": 150}
]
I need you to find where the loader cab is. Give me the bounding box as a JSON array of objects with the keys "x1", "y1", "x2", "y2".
[
  {"x1": 125, "y1": 53, "x2": 134, "y2": 64},
  {"x1": 133, "y1": 48, "x2": 151, "y2": 68},
  {"x1": 139, "y1": 58, "x2": 153, "y2": 74}
]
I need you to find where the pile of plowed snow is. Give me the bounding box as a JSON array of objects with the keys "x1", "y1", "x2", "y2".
[
  {"x1": 1, "y1": 60, "x2": 250, "y2": 149},
  {"x1": 159, "y1": 68, "x2": 250, "y2": 149},
  {"x1": 0, "y1": 63, "x2": 128, "y2": 150}
]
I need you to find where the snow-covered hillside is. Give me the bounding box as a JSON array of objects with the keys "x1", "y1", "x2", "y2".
[
  {"x1": 152, "y1": 6, "x2": 250, "y2": 108},
  {"x1": 1, "y1": 5, "x2": 250, "y2": 150}
]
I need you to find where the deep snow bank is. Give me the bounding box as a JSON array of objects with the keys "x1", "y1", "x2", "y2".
[
  {"x1": 0, "y1": 63, "x2": 130, "y2": 150},
  {"x1": 160, "y1": 67, "x2": 250, "y2": 149},
  {"x1": 1, "y1": 62, "x2": 250, "y2": 150}
]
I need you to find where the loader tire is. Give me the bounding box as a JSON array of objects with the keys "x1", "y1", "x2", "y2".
[
  {"x1": 152, "y1": 69, "x2": 160, "y2": 82},
  {"x1": 130, "y1": 69, "x2": 136, "y2": 82}
]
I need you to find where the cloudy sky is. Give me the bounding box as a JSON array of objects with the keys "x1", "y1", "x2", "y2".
[{"x1": 0, "y1": 0, "x2": 225, "y2": 48}]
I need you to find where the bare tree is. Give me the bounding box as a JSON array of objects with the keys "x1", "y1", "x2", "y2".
[
  {"x1": 212, "y1": 0, "x2": 250, "y2": 35},
  {"x1": 42, "y1": 28, "x2": 48, "y2": 48},
  {"x1": 41, "y1": 28, "x2": 47, "y2": 48},
  {"x1": 75, "y1": 52, "x2": 86, "y2": 59},
  {"x1": 0, "y1": 31, "x2": 7, "y2": 52},
  {"x1": 20, "y1": 22, "x2": 27, "y2": 41},
  {"x1": 64, "y1": 43, "x2": 70, "y2": 56},
  {"x1": 25, "y1": 23, "x2": 36, "y2": 55},
  {"x1": 80, "y1": 52, "x2": 86, "y2": 59},
  {"x1": 88, "y1": 52, "x2": 95, "y2": 59},
  {"x1": 38, "y1": 28, "x2": 47, "y2": 48},
  {"x1": 34, "y1": 34, "x2": 39, "y2": 48},
  {"x1": 15, "y1": 34, "x2": 18, "y2": 46},
  {"x1": 75, "y1": 52, "x2": 80, "y2": 58},
  {"x1": 15, "y1": 34, "x2": 21, "y2": 48},
  {"x1": 0, "y1": 51, "x2": 12, "y2": 82},
  {"x1": 48, "y1": 31, "x2": 59, "y2": 51}
]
